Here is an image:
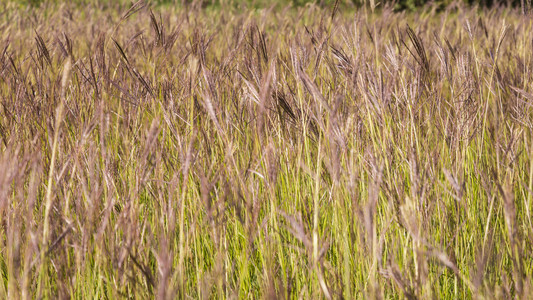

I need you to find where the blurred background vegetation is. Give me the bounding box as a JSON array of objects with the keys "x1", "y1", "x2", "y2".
[{"x1": 19, "y1": 0, "x2": 532, "y2": 11}]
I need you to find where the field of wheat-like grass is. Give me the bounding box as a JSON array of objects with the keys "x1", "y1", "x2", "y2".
[{"x1": 1, "y1": 0, "x2": 533, "y2": 298}]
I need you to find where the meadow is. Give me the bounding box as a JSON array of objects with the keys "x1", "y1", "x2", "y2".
[{"x1": 1, "y1": 0, "x2": 533, "y2": 298}]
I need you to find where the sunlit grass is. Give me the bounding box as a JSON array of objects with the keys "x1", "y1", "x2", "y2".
[{"x1": 0, "y1": 0, "x2": 532, "y2": 298}]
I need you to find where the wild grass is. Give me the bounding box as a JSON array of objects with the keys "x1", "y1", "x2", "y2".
[{"x1": 1, "y1": 0, "x2": 533, "y2": 298}]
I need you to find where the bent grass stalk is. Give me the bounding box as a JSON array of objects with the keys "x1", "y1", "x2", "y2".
[{"x1": 37, "y1": 58, "x2": 71, "y2": 297}]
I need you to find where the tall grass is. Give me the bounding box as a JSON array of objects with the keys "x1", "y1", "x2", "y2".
[{"x1": 1, "y1": 0, "x2": 533, "y2": 298}]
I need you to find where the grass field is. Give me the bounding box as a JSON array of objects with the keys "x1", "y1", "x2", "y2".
[{"x1": 1, "y1": 0, "x2": 533, "y2": 298}]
